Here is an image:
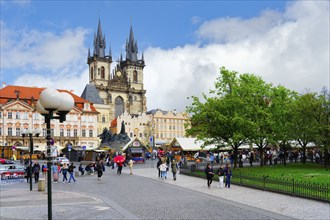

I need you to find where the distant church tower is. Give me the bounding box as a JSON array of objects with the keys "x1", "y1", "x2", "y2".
[{"x1": 85, "y1": 19, "x2": 147, "y2": 120}]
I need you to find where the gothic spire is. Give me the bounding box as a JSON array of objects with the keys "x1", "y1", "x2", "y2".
[
  {"x1": 125, "y1": 25, "x2": 138, "y2": 62},
  {"x1": 93, "y1": 19, "x2": 106, "y2": 58}
]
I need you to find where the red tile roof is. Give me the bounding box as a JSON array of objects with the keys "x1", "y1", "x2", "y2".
[{"x1": 0, "y1": 85, "x2": 98, "y2": 113}]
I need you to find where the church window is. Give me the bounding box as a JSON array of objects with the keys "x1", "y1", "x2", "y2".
[
  {"x1": 91, "y1": 67, "x2": 94, "y2": 80},
  {"x1": 115, "y1": 96, "x2": 124, "y2": 118},
  {"x1": 133, "y1": 71, "x2": 138, "y2": 82},
  {"x1": 101, "y1": 67, "x2": 105, "y2": 79}
]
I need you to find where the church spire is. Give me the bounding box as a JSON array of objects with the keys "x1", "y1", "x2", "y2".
[
  {"x1": 125, "y1": 25, "x2": 138, "y2": 62},
  {"x1": 93, "y1": 19, "x2": 106, "y2": 58}
]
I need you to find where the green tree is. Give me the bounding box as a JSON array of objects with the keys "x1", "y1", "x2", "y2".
[
  {"x1": 186, "y1": 67, "x2": 253, "y2": 168},
  {"x1": 237, "y1": 74, "x2": 273, "y2": 167},
  {"x1": 315, "y1": 89, "x2": 330, "y2": 167},
  {"x1": 269, "y1": 85, "x2": 296, "y2": 166},
  {"x1": 291, "y1": 92, "x2": 320, "y2": 164}
]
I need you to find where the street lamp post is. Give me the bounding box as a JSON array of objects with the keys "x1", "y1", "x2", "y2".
[
  {"x1": 36, "y1": 88, "x2": 74, "y2": 220},
  {"x1": 22, "y1": 128, "x2": 41, "y2": 191}
]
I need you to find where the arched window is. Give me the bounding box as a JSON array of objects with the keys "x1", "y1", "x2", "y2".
[
  {"x1": 133, "y1": 70, "x2": 138, "y2": 82},
  {"x1": 115, "y1": 96, "x2": 124, "y2": 118},
  {"x1": 91, "y1": 67, "x2": 94, "y2": 80},
  {"x1": 101, "y1": 67, "x2": 105, "y2": 79}
]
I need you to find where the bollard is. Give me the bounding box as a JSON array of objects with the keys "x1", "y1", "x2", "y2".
[{"x1": 38, "y1": 178, "x2": 45, "y2": 191}]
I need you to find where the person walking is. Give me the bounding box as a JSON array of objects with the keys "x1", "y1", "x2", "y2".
[
  {"x1": 205, "y1": 163, "x2": 214, "y2": 189},
  {"x1": 41, "y1": 162, "x2": 47, "y2": 178},
  {"x1": 97, "y1": 160, "x2": 104, "y2": 180},
  {"x1": 32, "y1": 161, "x2": 41, "y2": 183},
  {"x1": 68, "y1": 162, "x2": 76, "y2": 184},
  {"x1": 225, "y1": 164, "x2": 232, "y2": 188},
  {"x1": 25, "y1": 165, "x2": 32, "y2": 183},
  {"x1": 61, "y1": 163, "x2": 68, "y2": 183},
  {"x1": 157, "y1": 158, "x2": 162, "y2": 178},
  {"x1": 52, "y1": 163, "x2": 60, "y2": 183},
  {"x1": 216, "y1": 165, "x2": 225, "y2": 188},
  {"x1": 159, "y1": 162, "x2": 168, "y2": 180},
  {"x1": 171, "y1": 159, "x2": 178, "y2": 181},
  {"x1": 128, "y1": 159, "x2": 134, "y2": 175}
]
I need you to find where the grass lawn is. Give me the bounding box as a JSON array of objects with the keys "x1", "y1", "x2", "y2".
[
  {"x1": 235, "y1": 162, "x2": 330, "y2": 185},
  {"x1": 181, "y1": 162, "x2": 330, "y2": 201}
]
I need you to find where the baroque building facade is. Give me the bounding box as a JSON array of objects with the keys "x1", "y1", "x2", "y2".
[
  {"x1": 0, "y1": 85, "x2": 99, "y2": 152},
  {"x1": 82, "y1": 20, "x2": 147, "y2": 130}
]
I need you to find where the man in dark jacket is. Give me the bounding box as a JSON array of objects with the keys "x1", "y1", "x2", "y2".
[{"x1": 32, "y1": 161, "x2": 40, "y2": 183}]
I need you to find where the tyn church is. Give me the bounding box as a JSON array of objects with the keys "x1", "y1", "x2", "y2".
[{"x1": 81, "y1": 20, "x2": 147, "y2": 121}]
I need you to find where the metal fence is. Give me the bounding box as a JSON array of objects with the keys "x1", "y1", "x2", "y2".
[{"x1": 179, "y1": 164, "x2": 330, "y2": 203}]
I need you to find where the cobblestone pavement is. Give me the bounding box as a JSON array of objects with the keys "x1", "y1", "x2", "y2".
[
  {"x1": 131, "y1": 160, "x2": 330, "y2": 220},
  {"x1": 0, "y1": 161, "x2": 328, "y2": 220}
]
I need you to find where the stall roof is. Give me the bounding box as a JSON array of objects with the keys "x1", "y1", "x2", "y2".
[{"x1": 170, "y1": 138, "x2": 216, "y2": 151}]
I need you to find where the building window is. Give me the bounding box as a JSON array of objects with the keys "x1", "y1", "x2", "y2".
[
  {"x1": 74, "y1": 129, "x2": 78, "y2": 137},
  {"x1": 102, "y1": 115, "x2": 105, "y2": 123},
  {"x1": 160, "y1": 133, "x2": 163, "y2": 138},
  {"x1": 169, "y1": 125, "x2": 171, "y2": 130},
  {"x1": 133, "y1": 70, "x2": 138, "y2": 82},
  {"x1": 101, "y1": 67, "x2": 105, "y2": 79},
  {"x1": 89, "y1": 130, "x2": 93, "y2": 137},
  {"x1": 23, "y1": 112, "x2": 28, "y2": 119},
  {"x1": 60, "y1": 129, "x2": 64, "y2": 137},
  {"x1": 16, "y1": 112, "x2": 20, "y2": 119},
  {"x1": 130, "y1": 133, "x2": 133, "y2": 138},
  {"x1": 0, "y1": 112, "x2": 2, "y2": 118},
  {"x1": 51, "y1": 129, "x2": 54, "y2": 136},
  {"x1": 139, "y1": 133, "x2": 142, "y2": 138},
  {"x1": 8, "y1": 127, "x2": 12, "y2": 136},
  {"x1": 0, "y1": 127, "x2": 2, "y2": 135},
  {"x1": 8, "y1": 112, "x2": 12, "y2": 119},
  {"x1": 156, "y1": 133, "x2": 159, "y2": 138},
  {"x1": 67, "y1": 129, "x2": 71, "y2": 137},
  {"x1": 16, "y1": 128, "x2": 20, "y2": 136},
  {"x1": 43, "y1": 128, "x2": 46, "y2": 136},
  {"x1": 82, "y1": 129, "x2": 86, "y2": 137}
]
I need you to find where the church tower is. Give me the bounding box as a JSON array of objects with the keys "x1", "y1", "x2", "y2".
[
  {"x1": 87, "y1": 19, "x2": 112, "y2": 103},
  {"x1": 84, "y1": 20, "x2": 147, "y2": 121}
]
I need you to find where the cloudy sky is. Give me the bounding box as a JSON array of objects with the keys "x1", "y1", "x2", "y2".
[{"x1": 1, "y1": 0, "x2": 329, "y2": 112}]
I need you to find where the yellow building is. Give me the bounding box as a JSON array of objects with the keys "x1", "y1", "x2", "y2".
[{"x1": 146, "y1": 109, "x2": 189, "y2": 146}]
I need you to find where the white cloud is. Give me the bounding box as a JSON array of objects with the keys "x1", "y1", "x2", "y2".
[
  {"x1": 1, "y1": 1, "x2": 329, "y2": 114},
  {"x1": 144, "y1": 1, "x2": 329, "y2": 112}
]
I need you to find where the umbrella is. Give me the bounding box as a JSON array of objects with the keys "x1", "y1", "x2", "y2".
[{"x1": 113, "y1": 155, "x2": 125, "y2": 163}]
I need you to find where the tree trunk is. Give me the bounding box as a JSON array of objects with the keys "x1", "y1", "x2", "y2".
[
  {"x1": 233, "y1": 146, "x2": 238, "y2": 169},
  {"x1": 259, "y1": 147, "x2": 264, "y2": 167}
]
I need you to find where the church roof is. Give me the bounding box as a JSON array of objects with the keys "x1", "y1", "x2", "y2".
[
  {"x1": 0, "y1": 85, "x2": 98, "y2": 113},
  {"x1": 81, "y1": 84, "x2": 104, "y2": 104}
]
